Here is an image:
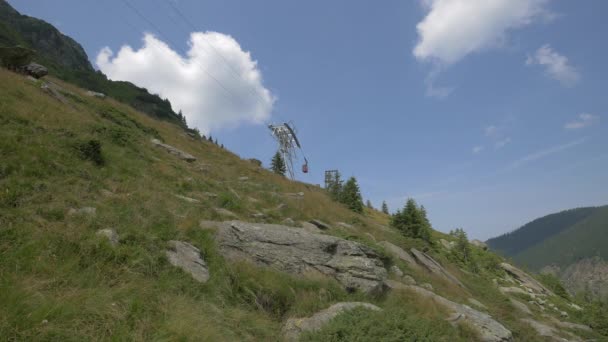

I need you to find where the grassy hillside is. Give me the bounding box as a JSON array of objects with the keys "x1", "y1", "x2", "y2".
[
  {"x1": 5, "y1": 66, "x2": 591, "y2": 341},
  {"x1": 0, "y1": 0, "x2": 184, "y2": 126},
  {"x1": 486, "y1": 206, "x2": 608, "y2": 271}
]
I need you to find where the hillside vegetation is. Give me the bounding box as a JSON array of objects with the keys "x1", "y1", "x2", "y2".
[
  {"x1": 2, "y1": 66, "x2": 607, "y2": 340},
  {"x1": 487, "y1": 206, "x2": 608, "y2": 271}
]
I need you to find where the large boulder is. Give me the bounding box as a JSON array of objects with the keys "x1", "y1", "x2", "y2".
[
  {"x1": 283, "y1": 302, "x2": 381, "y2": 341},
  {"x1": 165, "y1": 241, "x2": 209, "y2": 283},
  {"x1": 410, "y1": 248, "x2": 465, "y2": 288},
  {"x1": 500, "y1": 263, "x2": 554, "y2": 296},
  {"x1": 404, "y1": 285, "x2": 513, "y2": 342},
  {"x1": 202, "y1": 221, "x2": 388, "y2": 294},
  {"x1": 20, "y1": 62, "x2": 48, "y2": 78},
  {"x1": 471, "y1": 239, "x2": 489, "y2": 250},
  {"x1": 378, "y1": 241, "x2": 420, "y2": 270},
  {"x1": 150, "y1": 138, "x2": 196, "y2": 162}
]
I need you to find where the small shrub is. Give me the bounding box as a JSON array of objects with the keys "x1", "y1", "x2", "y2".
[
  {"x1": 219, "y1": 192, "x2": 242, "y2": 211},
  {"x1": 76, "y1": 139, "x2": 104, "y2": 166}
]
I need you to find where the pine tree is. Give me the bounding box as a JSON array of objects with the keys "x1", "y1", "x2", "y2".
[
  {"x1": 270, "y1": 151, "x2": 286, "y2": 176},
  {"x1": 327, "y1": 171, "x2": 343, "y2": 201},
  {"x1": 390, "y1": 198, "x2": 431, "y2": 242},
  {"x1": 214, "y1": 138, "x2": 218, "y2": 145},
  {"x1": 381, "y1": 201, "x2": 389, "y2": 215},
  {"x1": 451, "y1": 228, "x2": 472, "y2": 264},
  {"x1": 208, "y1": 135, "x2": 213, "y2": 143},
  {"x1": 340, "y1": 177, "x2": 364, "y2": 213},
  {"x1": 366, "y1": 200, "x2": 373, "y2": 209}
]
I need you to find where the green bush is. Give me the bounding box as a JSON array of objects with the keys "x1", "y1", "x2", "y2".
[{"x1": 76, "y1": 139, "x2": 104, "y2": 166}]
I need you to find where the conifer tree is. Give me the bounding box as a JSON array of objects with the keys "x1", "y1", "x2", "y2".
[
  {"x1": 390, "y1": 198, "x2": 432, "y2": 243},
  {"x1": 270, "y1": 151, "x2": 286, "y2": 176},
  {"x1": 451, "y1": 228, "x2": 472, "y2": 264},
  {"x1": 381, "y1": 201, "x2": 389, "y2": 215},
  {"x1": 366, "y1": 200, "x2": 373, "y2": 209},
  {"x1": 327, "y1": 171, "x2": 343, "y2": 201},
  {"x1": 340, "y1": 177, "x2": 364, "y2": 213},
  {"x1": 208, "y1": 135, "x2": 213, "y2": 143}
]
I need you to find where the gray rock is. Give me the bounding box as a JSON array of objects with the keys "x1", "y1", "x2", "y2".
[
  {"x1": 150, "y1": 138, "x2": 196, "y2": 162},
  {"x1": 85, "y1": 90, "x2": 106, "y2": 98},
  {"x1": 68, "y1": 207, "x2": 96, "y2": 216},
  {"x1": 471, "y1": 239, "x2": 489, "y2": 250},
  {"x1": 499, "y1": 286, "x2": 529, "y2": 296},
  {"x1": 548, "y1": 318, "x2": 591, "y2": 332},
  {"x1": 411, "y1": 248, "x2": 465, "y2": 287},
  {"x1": 96, "y1": 229, "x2": 119, "y2": 247},
  {"x1": 238, "y1": 176, "x2": 249, "y2": 181},
  {"x1": 390, "y1": 265, "x2": 404, "y2": 277},
  {"x1": 214, "y1": 208, "x2": 238, "y2": 218},
  {"x1": 275, "y1": 203, "x2": 287, "y2": 210},
  {"x1": 336, "y1": 222, "x2": 354, "y2": 229},
  {"x1": 509, "y1": 298, "x2": 532, "y2": 315},
  {"x1": 211, "y1": 221, "x2": 388, "y2": 294},
  {"x1": 202, "y1": 192, "x2": 218, "y2": 198},
  {"x1": 174, "y1": 194, "x2": 200, "y2": 203},
  {"x1": 384, "y1": 279, "x2": 409, "y2": 290},
  {"x1": 283, "y1": 302, "x2": 381, "y2": 341},
  {"x1": 378, "y1": 241, "x2": 419, "y2": 270},
  {"x1": 284, "y1": 192, "x2": 304, "y2": 199},
  {"x1": 21, "y1": 62, "x2": 47, "y2": 78},
  {"x1": 404, "y1": 285, "x2": 513, "y2": 342},
  {"x1": 440, "y1": 239, "x2": 455, "y2": 250},
  {"x1": 250, "y1": 212, "x2": 265, "y2": 219},
  {"x1": 567, "y1": 303, "x2": 583, "y2": 311},
  {"x1": 402, "y1": 275, "x2": 417, "y2": 285},
  {"x1": 420, "y1": 283, "x2": 434, "y2": 291},
  {"x1": 300, "y1": 222, "x2": 323, "y2": 234},
  {"x1": 282, "y1": 218, "x2": 296, "y2": 226},
  {"x1": 165, "y1": 240, "x2": 209, "y2": 283},
  {"x1": 520, "y1": 318, "x2": 570, "y2": 342},
  {"x1": 500, "y1": 263, "x2": 554, "y2": 296},
  {"x1": 309, "y1": 219, "x2": 331, "y2": 230}
]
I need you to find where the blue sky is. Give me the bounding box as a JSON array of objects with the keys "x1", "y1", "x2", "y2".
[{"x1": 10, "y1": 0, "x2": 607, "y2": 240}]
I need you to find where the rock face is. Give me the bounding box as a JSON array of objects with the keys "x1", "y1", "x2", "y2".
[
  {"x1": 283, "y1": 302, "x2": 381, "y2": 341},
  {"x1": 165, "y1": 241, "x2": 209, "y2": 283},
  {"x1": 520, "y1": 318, "x2": 578, "y2": 342},
  {"x1": 410, "y1": 248, "x2": 464, "y2": 287},
  {"x1": 499, "y1": 286, "x2": 529, "y2": 296},
  {"x1": 204, "y1": 221, "x2": 388, "y2": 294},
  {"x1": 561, "y1": 257, "x2": 608, "y2": 300},
  {"x1": 509, "y1": 298, "x2": 532, "y2": 315},
  {"x1": 500, "y1": 263, "x2": 554, "y2": 296},
  {"x1": 404, "y1": 285, "x2": 513, "y2": 342},
  {"x1": 471, "y1": 239, "x2": 489, "y2": 250},
  {"x1": 20, "y1": 62, "x2": 47, "y2": 78},
  {"x1": 378, "y1": 241, "x2": 419, "y2": 270},
  {"x1": 150, "y1": 138, "x2": 196, "y2": 162}
]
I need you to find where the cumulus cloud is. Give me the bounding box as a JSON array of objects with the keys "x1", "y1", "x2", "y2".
[
  {"x1": 565, "y1": 113, "x2": 599, "y2": 129},
  {"x1": 96, "y1": 32, "x2": 275, "y2": 134},
  {"x1": 413, "y1": 0, "x2": 550, "y2": 65},
  {"x1": 526, "y1": 44, "x2": 580, "y2": 86}
]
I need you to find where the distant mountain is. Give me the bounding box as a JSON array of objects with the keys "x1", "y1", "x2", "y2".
[
  {"x1": 0, "y1": 0, "x2": 185, "y2": 126},
  {"x1": 487, "y1": 205, "x2": 608, "y2": 299}
]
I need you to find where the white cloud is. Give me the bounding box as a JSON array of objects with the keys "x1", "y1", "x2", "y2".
[
  {"x1": 526, "y1": 44, "x2": 580, "y2": 86},
  {"x1": 484, "y1": 125, "x2": 498, "y2": 137},
  {"x1": 508, "y1": 138, "x2": 586, "y2": 170},
  {"x1": 564, "y1": 113, "x2": 598, "y2": 130},
  {"x1": 495, "y1": 137, "x2": 511, "y2": 149},
  {"x1": 473, "y1": 146, "x2": 484, "y2": 154},
  {"x1": 414, "y1": 0, "x2": 550, "y2": 65},
  {"x1": 96, "y1": 32, "x2": 275, "y2": 134}
]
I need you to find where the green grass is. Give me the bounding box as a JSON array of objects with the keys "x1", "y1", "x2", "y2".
[{"x1": 1, "y1": 67, "x2": 607, "y2": 341}]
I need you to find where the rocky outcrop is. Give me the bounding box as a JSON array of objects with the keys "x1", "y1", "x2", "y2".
[
  {"x1": 19, "y1": 62, "x2": 47, "y2": 78},
  {"x1": 519, "y1": 318, "x2": 583, "y2": 342},
  {"x1": 411, "y1": 248, "x2": 464, "y2": 287},
  {"x1": 561, "y1": 257, "x2": 608, "y2": 300},
  {"x1": 165, "y1": 241, "x2": 209, "y2": 283},
  {"x1": 403, "y1": 285, "x2": 513, "y2": 341},
  {"x1": 440, "y1": 239, "x2": 454, "y2": 250},
  {"x1": 150, "y1": 138, "x2": 196, "y2": 162},
  {"x1": 309, "y1": 219, "x2": 330, "y2": 230},
  {"x1": 85, "y1": 90, "x2": 106, "y2": 98},
  {"x1": 96, "y1": 229, "x2": 119, "y2": 247},
  {"x1": 283, "y1": 302, "x2": 381, "y2": 341},
  {"x1": 378, "y1": 241, "x2": 419, "y2": 270},
  {"x1": 500, "y1": 263, "x2": 554, "y2": 296},
  {"x1": 202, "y1": 221, "x2": 388, "y2": 294},
  {"x1": 471, "y1": 239, "x2": 489, "y2": 250},
  {"x1": 509, "y1": 298, "x2": 532, "y2": 315},
  {"x1": 498, "y1": 286, "x2": 529, "y2": 296}
]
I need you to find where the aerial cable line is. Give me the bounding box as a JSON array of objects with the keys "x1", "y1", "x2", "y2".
[
  {"x1": 116, "y1": 0, "x2": 253, "y2": 110},
  {"x1": 162, "y1": 0, "x2": 271, "y2": 106}
]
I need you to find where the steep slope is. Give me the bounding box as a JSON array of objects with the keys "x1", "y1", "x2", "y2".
[
  {"x1": 0, "y1": 0, "x2": 183, "y2": 125},
  {"x1": 2, "y1": 67, "x2": 605, "y2": 341}
]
